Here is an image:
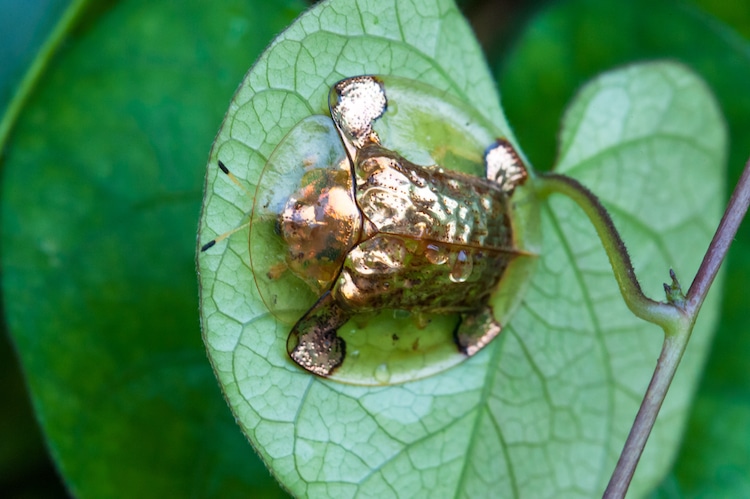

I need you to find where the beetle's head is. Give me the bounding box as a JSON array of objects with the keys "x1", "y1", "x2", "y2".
[{"x1": 278, "y1": 166, "x2": 362, "y2": 292}]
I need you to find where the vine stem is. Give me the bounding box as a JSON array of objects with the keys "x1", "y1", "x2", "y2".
[
  {"x1": 534, "y1": 173, "x2": 683, "y2": 329},
  {"x1": 535, "y1": 157, "x2": 750, "y2": 498},
  {"x1": 686, "y1": 158, "x2": 750, "y2": 317}
]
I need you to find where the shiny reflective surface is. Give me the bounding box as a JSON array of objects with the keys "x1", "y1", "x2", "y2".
[
  {"x1": 329, "y1": 76, "x2": 387, "y2": 157},
  {"x1": 280, "y1": 76, "x2": 536, "y2": 381},
  {"x1": 279, "y1": 166, "x2": 361, "y2": 292},
  {"x1": 248, "y1": 115, "x2": 349, "y2": 323},
  {"x1": 486, "y1": 138, "x2": 528, "y2": 193}
]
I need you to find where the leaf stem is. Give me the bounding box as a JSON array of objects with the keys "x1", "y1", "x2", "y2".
[
  {"x1": 536, "y1": 157, "x2": 750, "y2": 497},
  {"x1": 0, "y1": 0, "x2": 89, "y2": 153},
  {"x1": 534, "y1": 172, "x2": 683, "y2": 328}
]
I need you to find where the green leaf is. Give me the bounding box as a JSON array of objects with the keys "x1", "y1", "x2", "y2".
[
  {"x1": 0, "y1": 2, "x2": 71, "y2": 492},
  {"x1": 1, "y1": 0, "x2": 305, "y2": 496},
  {"x1": 198, "y1": 1, "x2": 725, "y2": 496},
  {"x1": 497, "y1": 0, "x2": 749, "y2": 175},
  {"x1": 0, "y1": 0, "x2": 69, "y2": 119},
  {"x1": 688, "y1": 0, "x2": 750, "y2": 39},
  {"x1": 551, "y1": 63, "x2": 725, "y2": 495},
  {"x1": 495, "y1": 0, "x2": 750, "y2": 494}
]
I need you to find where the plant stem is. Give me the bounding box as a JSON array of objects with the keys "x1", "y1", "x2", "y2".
[
  {"x1": 686, "y1": 158, "x2": 750, "y2": 317},
  {"x1": 604, "y1": 158, "x2": 750, "y2": 497},
  {"x1": 536, "y1": 158, "x2": 750, "y2": 498},
  {"x1": 602, "y1": 320, "x2": 689, "y2": 497},
  {"x1": 534, "y1": 173, "x2": 682, "y2": 328}
]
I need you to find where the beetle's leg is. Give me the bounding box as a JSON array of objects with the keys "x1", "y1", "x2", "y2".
[
  {"x1": 484, "y1": 139, "x2": 528, "y2": 194},
  {"x1": 329, "y1": 75, "x2": 387, "y2": 161},
  {"x1": 287, "y1": 291, "x2": 352, "y2": 376},
  {"x1": 454, "y1": 306, "x2": 502, "y2": 356}
]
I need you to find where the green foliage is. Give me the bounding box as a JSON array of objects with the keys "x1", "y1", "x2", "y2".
[
  {"x1": 495, "y1": 0, "x2": 750, "y2": 494},
  {"x1": 197, "y1": 2, "x2": 724, "y2": 498},
  {"x1": 1, "y1": 0, "x2": 305, "y2": 496},
  {"x1": 1, "y1": 0, "x2": 744, "y2": 497}
]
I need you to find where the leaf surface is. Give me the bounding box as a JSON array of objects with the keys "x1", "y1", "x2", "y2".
[
  {"x1": 496, "y1": 0, "x2": 749, "y2": 494},
  {"x1": 198, "y1": 1, "x2": 726, "y2": 496},
  {"x1": 1, "y1": 0, "x2": 304, "y2": 496}
]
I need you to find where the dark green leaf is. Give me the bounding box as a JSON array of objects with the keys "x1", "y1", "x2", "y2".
[
  {"x1": 0, "y1": 0, "x2": 70, "y2": 117},
  {"x1": 1, "y1": 0, "x2": 305, "y2": 496}
]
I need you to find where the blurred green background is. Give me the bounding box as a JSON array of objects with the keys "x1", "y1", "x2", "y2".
[{"x1": 1, "y1": 0, "x2": 748, "y2": 497}]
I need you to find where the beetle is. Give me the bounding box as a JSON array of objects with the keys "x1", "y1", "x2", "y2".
[{"x1": 272, "y1": 76, "x2": 536, "y2": 378}]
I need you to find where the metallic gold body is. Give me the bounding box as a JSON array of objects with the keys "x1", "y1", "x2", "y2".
[
  {"x1": 280, "y1": 75, "x2": 532, "y2": 379},
  {"x1": 336, "y1": 143, "x2": 516, "y2": 312}
]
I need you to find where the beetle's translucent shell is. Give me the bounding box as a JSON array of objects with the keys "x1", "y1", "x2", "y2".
[
  {"x1": 249, "y1": 76, "x2": 540, "y2": 385},
  {"x1": 249, "y1": 116, "x2": 351, "y2": 324}
]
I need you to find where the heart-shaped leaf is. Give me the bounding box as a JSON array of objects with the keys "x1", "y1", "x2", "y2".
[
  {"x1": 495, "y1": 1, "x2": 749, "y2": 493},
  {"x1": 197, "y1": 1, "x2": 725, "y2": 496}
]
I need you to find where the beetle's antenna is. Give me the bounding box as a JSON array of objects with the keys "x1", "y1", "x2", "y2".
[
  {"x1": 200, "y1": 222, "x2": 250, "y2": 252},
  {"x1": 200, "y1": 160, "x2": 251, "y2": 252},
  {"x1": 218, "y1": 160, "x2": 252, "y2": 196}
]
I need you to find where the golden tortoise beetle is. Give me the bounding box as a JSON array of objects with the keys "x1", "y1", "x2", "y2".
[{"x1": 253, "y1": 75, "x2": 540, "y2": 381}]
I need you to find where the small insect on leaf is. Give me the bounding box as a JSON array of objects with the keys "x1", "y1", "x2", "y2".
[
  {"x1": 249, "y1": 115, "x2": 349, "y2": 325},
  {"x1": 205, "y1": 76, "x2": 541, "y2": 385}
]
